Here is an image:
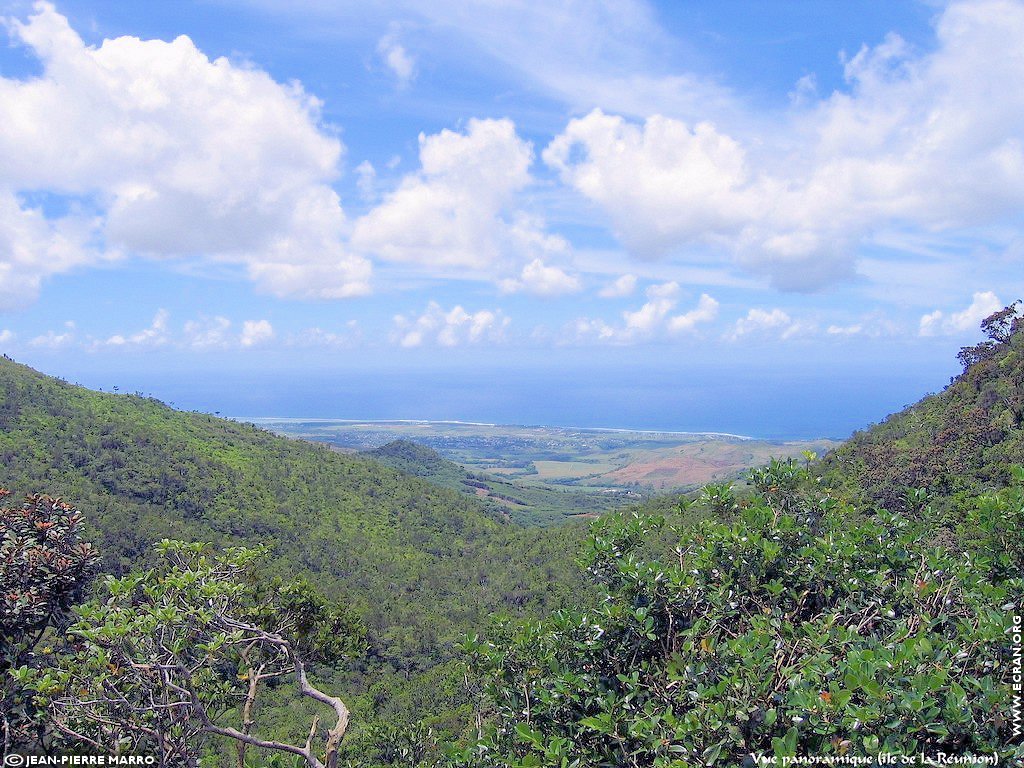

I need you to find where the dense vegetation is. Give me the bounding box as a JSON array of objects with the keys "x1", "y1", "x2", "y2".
[
  {"x1": 455, "y1": 462, "x2": 1022, "y2": 766},
  {"x1": 365, "y1": 439, "x2": 626, "y2": 525},
  {"x1": 822, "y1": 303, "x2": 1024, "y2": 511},
  {"x1": 8, "y1": 462, "x2": 1020, "y2": 765},
  {"x1": 24, "y1": 541, "x2": 361, "y2": 766},
  {"x1": 1, "y1": 491, "x2": 100, "y2": 754},
  {"x1": 2, "y1": 306, "x2": 1023, "y2": 765},
  {"x1": 0, "y1": 357, "x2": 588, "y2": 759}
]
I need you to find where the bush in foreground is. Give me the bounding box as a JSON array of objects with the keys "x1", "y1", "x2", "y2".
[
  {"x1": 456, "y1": 460, "x2": 1022, "y2": 767},
  {"x1": 23, "y1": 541, "x2": 362, "y2": 767},
  {"x1": 1, "y1": 490, "x2": 99, "y2": 758}
]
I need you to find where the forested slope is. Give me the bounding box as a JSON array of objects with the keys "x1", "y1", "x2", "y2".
[
  {"x1": 821, "y1": 306, "x2": 1024, "y2": 509},
  {"x1": 4, "y1": 305, "x2": 1022, "y2": 765},
  {"x1": 364, "y1": 439, "x2": 624, "y2": 525},
  {"x1": 0, "y1": 356, "x2": 588, "y2": 744}
]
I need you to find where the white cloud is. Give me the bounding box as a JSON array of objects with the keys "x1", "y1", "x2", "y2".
[
  {"x1": 826, "y1": 323, "x2": 863, "y2": 337},
  {"x1": 28, "y1": 312, "x2": 295, "y2": 352},
  {"x1": 825, "y1": 312, "x2": 901, "y2": 338},
  {"x1": 667, "y1": 293, "x2": 719, "y2": 333},
  {"x1": 240, "y1": 319, "x2": 275, "y2": 347},
  {"x1": 352, "y1": 118, "x2": 566, "y2": 284},
  {"x1": 789, "y1": 73, "x2": 818, "y2": 108},
  {"x1": 0, "y1": 330, "x2": 15, "y2": 345},
  {"x1": 0, "y1": 2, "x2": 370, "y2": 307},
  {"x1": 354, "y1": 119, "x2": 530, "y2": 269},
  {"x1": 287, "y1": 322, "x2": 361, "y2": 348},
  {"x1": 598, "y1": 274, "x2": 637, "y2": 298},
  {"x1": 569, "y1": 317, "x2": 617, "y2": 343},
  {"x1": 391, "y1": 301, "x2": 508, "y2": 347},
  {"x1": 29, "y1": 321, "x2": 76, "y2": 349},
  {"x1": 99, "y1": 309, "x2": 170, "y2": 349},
  {"x1": 377, "y1": 31, "x2": 416, "y2": 87},
  {"x1": 355, "y1": 160, "x2": 377, "y2": 200},
  {"x1": 231, "y1": 0, "x2": 739, "y2": 121},
  {"x1": 0, "y1": 189, "x2": 97, "y2": 307},
  {"x1": 621, "y1": 281, "x2": 681, "y2": 335},
  {"x1": 572, "y1": 284, "x2": 718, "y2": 344},
  {"x1": 919, "y1": 290, "x2": 1002, "y2": 336},
  {"x1": 728, "y1": 308, "x2": 813, "y2": 341},
  {"x1": 543, "y1": 0, "x2": 1024, "y2": 291},
  {"x1": 545, "y1": 111, "x2": 752, "y2": 254},
  {"x1": 499, "y1": 258, "x2": 581, "y2": 296},
  {"x1": 377, "y1": 0, "x2": 734, "y2": 121},
  {"x1": 183, "y1": 316, "x2": 233, "y2": 349}
]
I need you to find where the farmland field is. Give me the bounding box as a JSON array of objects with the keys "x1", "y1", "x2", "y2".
[{"x1": 243, "y1": 419, "x2": 839, "y2": 487}]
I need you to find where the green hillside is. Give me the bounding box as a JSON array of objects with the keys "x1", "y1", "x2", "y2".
[
  {"x1": 822, "y1": 305, "x2": 1024, "y2": 510},
  {"x1": 4, "y1": 304, "x2": 1022, "y2": 766},
  {"x1": 365, "y1": 439, "x2": 627, "y2": 524},
  {"x1": 442, "y1": 308, "x2": 1024, "y2": 766},
  {"x1": 0, "y1": 356, "x2": 589, "y2": 755}
]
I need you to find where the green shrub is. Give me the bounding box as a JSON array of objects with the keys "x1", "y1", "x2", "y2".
[
  {"x1": 455, "y1": 461, "x2": 1022, "y2": 767},
  {"x1": 23, "y1": 541, "x2": 360, "y2": 767}
]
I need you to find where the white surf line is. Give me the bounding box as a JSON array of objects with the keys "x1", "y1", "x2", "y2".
[
  {"x1": 567, "y1": 426, "x2": 755, "y2": 440},
  {"x1": 231, "y1": 416, "x2": 758, "y2": 440},
  {"x1": 235, "y1": 417, "x2": 499, "y2": 427}
]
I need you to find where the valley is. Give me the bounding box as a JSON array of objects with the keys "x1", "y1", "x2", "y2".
[
  {"x1": 2, "y1": 309, "x2": 1022, "y2": 764},
  {"x1": 244, "y1": 418, "x2": 839, "y2": 523}
]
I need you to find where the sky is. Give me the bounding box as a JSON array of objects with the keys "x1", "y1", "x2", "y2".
[{"x1": 1, "y1": 0, "x2": 1022, "y2": 438}]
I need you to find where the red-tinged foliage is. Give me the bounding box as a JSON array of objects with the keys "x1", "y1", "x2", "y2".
[{"x1": 1, "y1": 489, "x2": 100, "y2": 758}]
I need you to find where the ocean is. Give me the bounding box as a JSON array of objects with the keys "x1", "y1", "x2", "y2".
[{"x1": 47, "y1": 354, "x2": 959, "y2": 441}]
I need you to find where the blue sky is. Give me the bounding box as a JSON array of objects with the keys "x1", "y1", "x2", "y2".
[{"x1": 1, "y1": 0, "x2": 1022, "y2": 436}]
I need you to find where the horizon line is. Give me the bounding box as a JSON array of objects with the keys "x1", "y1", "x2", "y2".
[{"x1": 229, "y1": 416, "x2": 837, "y2": 442}]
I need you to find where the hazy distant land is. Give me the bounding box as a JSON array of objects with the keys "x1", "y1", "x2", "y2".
[{"x1": 244, "y1": 418, "x2": 839, "y2": 514}]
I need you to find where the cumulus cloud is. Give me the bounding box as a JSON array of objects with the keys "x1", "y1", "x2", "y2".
[
  {"x1": 377, "y1": 31, "x2": 416, "y2": 87},
  {"x1": 621, "y1": 281, "x2": 684, "y2": 335},
  {"x1": 0, "y1": 189, "x2": 98, "y2": 307},
  {"x1": 543, "y1": 0, "x2": 1024, "y2": 291},
  {"x1": 287, "y1": 322, "x2": 361, "y2": 348},
  {"x1": 598, "y1": 274, "x2": 637, "y2": 298},
  {"x1": 667, "y1": 293, "x2": 720, "y2": 333},
  {"x1": 29, "y1": 321, "x2": 76, "y2": 349},
  {"x1": 0, "y1": 2, "x2": 370, "y2": 308},
  {"x1": 499, "y1": 258, "x2": 581, "y2": 296},
  {"x1": 572, "y1": 284, "x2": 718, "y2": 344},
  {"x1": 27, "y1": 312, "x2": 286, "y2": 352},
  {"x1": 728, "y1": 308, "x2": 814, "y2": 342},
  {"x1": 545, "y1": 112, "x2": 751, "y2": 253},
  {"x1": 569, "y1": 317, "x2": 617, "y2": 343},
  {"x1": 355, "y1": 161, "x2": 377, "y2": 201},
  {"x1": 0, "y1": 329, "x2": 15, "y2": 345},
  {"x1": 99, "y1": 309, "x2": 170, "y2": 349},
  {"x1": 352, "y1": 118, "x2": 567, "y2": 284},
  {"x1": 730, "y1": 309, "x2": 791, "y2": 338},
  {"x1": 919, "y1": 291, "x2": 1002, "y2": 336},
  {"x1": 183, "y1": 316, "x2": 233, "y2": 350},
  {"x1": 240, "y1": 319, "x2": 275, "y2": 347},
  {"x1": 826, "y1": 323, "x2": 864, "y2": 337},
  {"x1": 391, "y1": 301, "x2": 508, "y2": 347},
  {"x1": 824, "y1": 312, "x2": 901, "y2": 338}
]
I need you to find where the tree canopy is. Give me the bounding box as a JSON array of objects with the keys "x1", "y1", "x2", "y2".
[{"x1": 455, "y1": 460, "x2": 1022, "y2": 766}]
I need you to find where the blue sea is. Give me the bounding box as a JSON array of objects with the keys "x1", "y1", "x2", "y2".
[{"x1": 44, "y1": 350, "x2": 960, "y2": 441}]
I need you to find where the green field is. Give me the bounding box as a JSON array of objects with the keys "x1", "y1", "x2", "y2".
[{"x1": 242, "y1": 418, "x2": 838, "y2": 524}]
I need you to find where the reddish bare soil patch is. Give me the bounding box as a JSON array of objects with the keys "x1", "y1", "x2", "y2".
[{"x1": 603, "y1": 457, "x2": 740, "y2": 489}]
